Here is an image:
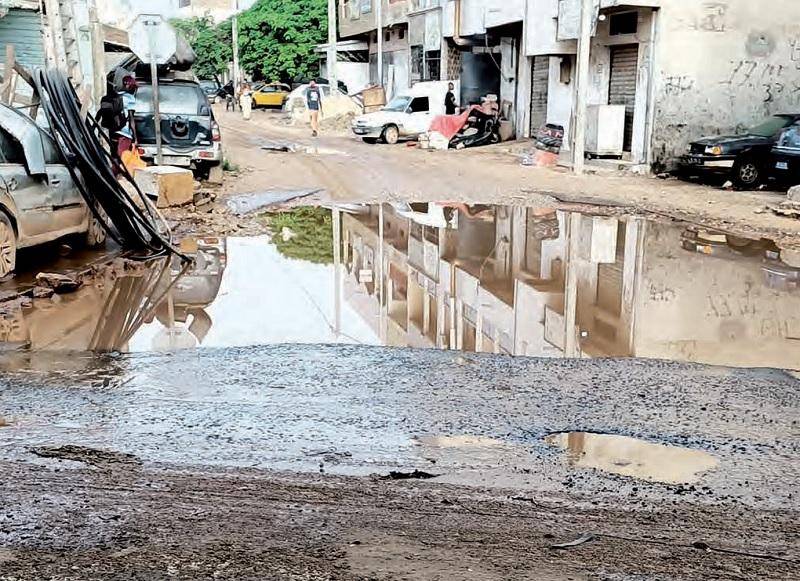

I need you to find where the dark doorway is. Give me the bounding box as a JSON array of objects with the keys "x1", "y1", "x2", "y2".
[{"x1": 460, "y1": 51, "x2": 501, "y2": 106}]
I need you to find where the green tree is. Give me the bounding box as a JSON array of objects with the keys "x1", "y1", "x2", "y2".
[
  {"x1": 238, "y1": 0, "x2": 328, "y2": 82},
  {"x1": 171, "y1": 16, "x2": 232, "y2": 81}
]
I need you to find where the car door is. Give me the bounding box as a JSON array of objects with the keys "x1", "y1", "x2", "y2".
[
  {"x1": 0, "y1": 126, "x2": 52, "y2": 241},
  {"x1": 41, "y1": 129, "x2": 85, "y2": 228},
  {"x1": 406, "y1": 97, "x2": 433, "y2": 136}
]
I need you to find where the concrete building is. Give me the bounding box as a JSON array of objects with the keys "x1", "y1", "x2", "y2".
[
  {"x1": 329, "y1": 1, "x2": 800, "y2": 168},
  {"x1": 337, "y1": 0, "x2": 411, "y2": 98},
  {"x1": 524, "y1": 0, "x2": 800, "y2": 170}
]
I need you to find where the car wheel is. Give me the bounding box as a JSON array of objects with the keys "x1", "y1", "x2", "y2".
[
  {"x1": 85, "y1": 207, "x2": 108, "y2": 248},
  {"x1": 0, "y1": 213, "x2": 16, "y2": 279},
  {"x1": 363, "y1": 137, "x2": 379, "y2": 144},
  {"x1": 732, "y1": 158, "x2": 762, "y2": 189},
  {"x1": 382, "y1": 125, "x2": 400, "y2": 145}
]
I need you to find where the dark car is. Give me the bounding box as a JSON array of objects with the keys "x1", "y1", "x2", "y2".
[
  {"x1": 769, "y1": 123, "x2": 800, "y2": 187},
  {"x1": 134, "y1": 78, "x2": 222, "y2": 179},
  {"x1": 678, "y1": 114, "x2": 800, "y2": 189},
  {"x1": 198, "y1": 79, "x2": 220, "y2": 99}
]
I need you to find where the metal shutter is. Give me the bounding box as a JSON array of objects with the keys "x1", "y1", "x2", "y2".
[
  {"x1": 608, "y1": 45, "x2": 638, "y2": 152},
  {"x1": 530, "y1": 56, "x2": 550, "y2": 133}
]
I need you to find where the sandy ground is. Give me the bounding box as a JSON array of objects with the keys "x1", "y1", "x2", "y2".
[{"x1": 211, "y1": 108, "x2": 800, "y2": 248}]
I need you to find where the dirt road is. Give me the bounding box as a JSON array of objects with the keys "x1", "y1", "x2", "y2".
[
  {"x1": 215, "y1": 108, "x2": 800, "y2": 248},
  {"x1": 1, "y1": 346, "x2": 798, "y2": 579}
]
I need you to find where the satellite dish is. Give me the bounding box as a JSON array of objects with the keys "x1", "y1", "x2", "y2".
[{"x1": 130, "y1": 14, "x2": 178, "y2": 66}]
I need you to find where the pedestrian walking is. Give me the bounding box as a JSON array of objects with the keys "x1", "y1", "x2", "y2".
[
  {"x1": 240, "y1": 83, "x2": 253, "y2": 121},
  {"x1": 445, "y1": 82, "x2": 457, "y2": 116},
  {"x1": 306, "y1": 80, "x2": 323, "y2": 137}
]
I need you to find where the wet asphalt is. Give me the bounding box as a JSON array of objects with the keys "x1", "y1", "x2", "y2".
[{"x1": 1, "y1": 345, "x2": 798, "y2": 510}]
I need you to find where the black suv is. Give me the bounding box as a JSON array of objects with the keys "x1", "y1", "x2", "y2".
[
  {"x1": 134, "y1": 78, "x2": 222, "y2": 179},
  {"x1": 678, "y1": 114, "x2": 800, "y2": 189}
]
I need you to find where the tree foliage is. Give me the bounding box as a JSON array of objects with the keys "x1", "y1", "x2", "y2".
[
  {"x1": 266, "y1": 208, "x2": 334, "y2": 265},
  {"x1": 172, "y1": 0, "x2": 327, "y2": 84},
  {"x1": 171, "y1": 16, "x2": 232, "y2": 81},
  {"x1": 238, "y1": 0, "x2": 328, "y2": 82}
]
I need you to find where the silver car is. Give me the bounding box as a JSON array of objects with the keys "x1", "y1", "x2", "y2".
[{"x1": 0, "y1": 104, "x2": 105, "y2": 278}]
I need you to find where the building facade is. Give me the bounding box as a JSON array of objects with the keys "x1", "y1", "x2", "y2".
[{"x1": 332, "y1": 0, "x2": 800, "y2": 169}]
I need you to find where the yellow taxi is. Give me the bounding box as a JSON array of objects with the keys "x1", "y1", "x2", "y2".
[{"x1": 252, "y1": 83, "x2": 291, "y2": 109}]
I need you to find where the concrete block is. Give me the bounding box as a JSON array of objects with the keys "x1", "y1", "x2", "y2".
[
  {"x1": 134, "y1": 166, "x2": 194, "y2": 209},
  {"x1": 788, "y1": 185, "x2": 800, "y2": 202}
]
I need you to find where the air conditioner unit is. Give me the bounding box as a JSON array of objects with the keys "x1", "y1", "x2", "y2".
[{"x1": 586, "y1": 104, "x2": 626, "y2": 157}]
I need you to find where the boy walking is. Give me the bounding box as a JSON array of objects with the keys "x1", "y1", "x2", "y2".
[{"x1": 306, "y1": 80, "x2": 323, "y2": 137}]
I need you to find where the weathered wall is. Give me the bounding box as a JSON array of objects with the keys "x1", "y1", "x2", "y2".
[
  {"x1": 652, "y1": 0, "x2": 800, "y2": 169},
  {"x1": 442, "y1": 0, "x2": 524, "y2": 37},
  {"x1": 526, "y1": 0, "x2": 576, "y2": 56},
  {"x1": 340, "y1": 0, "x2": 410, "y2": 39}
]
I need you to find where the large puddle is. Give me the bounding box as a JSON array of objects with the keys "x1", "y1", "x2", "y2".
[{"x1": 1, "y1": 202, "x2": 799, "y2": 370}]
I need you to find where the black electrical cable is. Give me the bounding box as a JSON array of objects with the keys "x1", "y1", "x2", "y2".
[{"x1": 32, "y1": 68, "x2": 188, "y2": 262}]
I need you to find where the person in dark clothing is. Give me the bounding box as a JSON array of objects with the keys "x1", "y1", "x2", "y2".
[
  {"x1": 306, "y1": 80, "x2": 323, "y2": 137},
  {"x1": 445, "y1": 82, "x2": 457, "y2": 115}
]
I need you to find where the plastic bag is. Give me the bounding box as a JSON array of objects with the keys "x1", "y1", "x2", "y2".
[{"x1": 121, "y1": 148, "x2": 147, "y2": 174}]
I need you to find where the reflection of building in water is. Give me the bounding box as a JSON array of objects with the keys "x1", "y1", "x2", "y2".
[
  {"x1": 338, "y1": 204, "x2": 800, "y2": 369},
  {"x1": 545, "y1": 432, "x2": 719, "y2": 485},
  {"x1": 0, "y1": 238, "x2": 227, "y2": 354}
]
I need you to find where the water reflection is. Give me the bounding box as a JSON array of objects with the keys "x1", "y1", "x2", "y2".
[
  {"x1": 336, "y1": 203, "x2": 800, "y2": 369},
  {"x1": 545, "y1": 432, "x2": 719, "y2": 485},
  {"x1": 0, "y1": 238, "x2": 226, "y2": 353}
]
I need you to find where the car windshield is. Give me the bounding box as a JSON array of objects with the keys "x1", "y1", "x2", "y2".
[
  {"x1": 384, "y1": 96, "x2": 411, "y2": 112},
  {"x1": 135, "y1": 84, "x2": 207, "y2": 116},
  {"x1": 748, "y1": 116, "x2": 793, "y2": 137}
]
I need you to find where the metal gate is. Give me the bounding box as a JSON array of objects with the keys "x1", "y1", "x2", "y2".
[
  {"x1": 608, "y1": 45, "x2": 639, "y2": 152},
  {"x1": 529, "y1": 56, "x2": 550, "y2": 134}
]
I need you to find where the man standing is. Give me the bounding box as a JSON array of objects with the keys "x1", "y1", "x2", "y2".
[
  {"x1": 306, "y1": 80, "x2": 323, "y2": 137},
  {"x1": 445, "y1": 82, "x2": 457, "y2": 116},
  {"x1": 113, "y1": 75, "x2": 138, "y2": 174}
]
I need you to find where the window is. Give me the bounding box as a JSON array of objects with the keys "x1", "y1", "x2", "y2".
[
  {"x1": 384, "y1": 30, "x2": 391, "y2": 42},
  {"x1": 411, "y1": 45, "x2": 424, "y2": 79},
  {"x1": 0, "y1": 129, "x2": 24, "y2": 164},
  {"x1": 385, "y1": 96, "x2": 412, "y2": 112},
  {"x1": 409, "y1": 97, "x2": 429, "y2": 113},
  {"x1": 424, "y1": 50, "x2": 441, "y2": 81},
  {"x1": 398, "y1": 28, "x2": 405, "y2": 40},
  {"x1": 360, "y1": 0, "x2": 372, "y2": 15},
  {"x1": 609, "y1": 12, "x2": 638, "y2": 36},
  {"x1": 749, "y1": 115, "x2": 794, "y2": 137},
  {"x1": 135, "y1": 84, "x2": 206, "y2": 116}
]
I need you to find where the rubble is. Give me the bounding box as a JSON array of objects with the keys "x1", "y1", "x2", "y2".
[
  {"x1": 35, "y1": 272, "x2": 82, "y2": 294},
  {"x1": 135, "y1": 166, "x2": 195, "y2": 209}
]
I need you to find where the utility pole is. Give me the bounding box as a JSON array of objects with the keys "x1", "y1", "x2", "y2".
[
  {"x1": 327, "y1": 0, "x2": 338, "y2": 89},
  {"x1": 231, "y1": 0, "x2": 240, "y2": 88},
  {"x1": 376, "y1": 0, "x2": 383, "y2": 88},
  {"x1": 572, "y1": 0, "x2": 594, "y2": 175}
]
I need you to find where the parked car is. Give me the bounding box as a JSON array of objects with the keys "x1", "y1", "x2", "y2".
[
  {"x1": 351, "y1": 81, "x2": 455, "y2": 145},
  {"x1": 283, "y1": 83, "x2": 348, "y2": 114},
  {"x1": 769, "y1": 123, "x2": 800, "y2": 186},
  {"x1": 198, "y1": 79, "x2": 220, "y2": 99},
  {"x1": 0, "y1": 104, "x2": 106, "y2": 278},
  {"x1": 252, "y1": 83, "x2": 291, "y2": 109},
  {"x1": 678, "y1": 114, "x2": 800, "y2": 189},
  {"x1": 134, "y1": 77, "x2": 222, "y2": 179}
]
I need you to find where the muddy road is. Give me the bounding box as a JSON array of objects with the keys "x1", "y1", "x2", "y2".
[
  {"x1": 2, "y1": 168, "x2": 800, "y2": 577},
  {"x1": 1, "y1": 346, "x2": 799, "y2": 580},
  {"x1": 213, "y1": 108, "x2": 800, "y2": 249}
]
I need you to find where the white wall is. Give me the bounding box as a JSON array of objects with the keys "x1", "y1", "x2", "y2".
[
  {"x1": 97, "y1": 0, "x2": 179, "y2": 28},
  {"x1": 526, "y1": 0, "x2": 576, "y2": 56},
  {"x1": 546, "y1": 56, "x2": 574, "y2": 145},
  {"x1": 443, "y1": 0, "x2": 524, "y2": 37},
  {"x1": 651, "y1": 0, "x2": 800, "y2": 168}
]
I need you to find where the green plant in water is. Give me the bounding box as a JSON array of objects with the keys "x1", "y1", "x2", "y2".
[{"x1": 266, "y1": 207, "x2": 333, "y2": 264}]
